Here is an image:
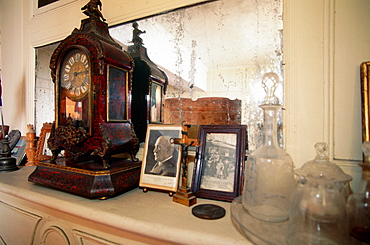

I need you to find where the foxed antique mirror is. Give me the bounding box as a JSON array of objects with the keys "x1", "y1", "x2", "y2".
[{"x1": 35, "y1": 0, "x2": 284, "y2": 152}]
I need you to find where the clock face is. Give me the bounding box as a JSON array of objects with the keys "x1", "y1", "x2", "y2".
[{"x1": 60, "y1": 48, "x2": 91, "y2": 101}]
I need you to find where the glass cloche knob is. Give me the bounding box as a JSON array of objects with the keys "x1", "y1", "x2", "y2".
[
  {"x1": 314, "y1": 142, "x2": 329, "y2": 161},
  {"x1": 295, "y1": 142, "x2": 352, "y2": 183}
]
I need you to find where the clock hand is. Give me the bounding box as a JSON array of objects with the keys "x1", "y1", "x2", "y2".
[{"x1": 74, "y1": 70, "x2": 88, "y2": 76}]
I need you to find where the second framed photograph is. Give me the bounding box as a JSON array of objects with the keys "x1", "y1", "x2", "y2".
[
  {"x1": 35, "y1": 122, "x2": 54, "y2": 163},
  {"x1": 139, "y1": 124, "x2": 183, "y2": 192},
  {"x1": 192, "y1": 125, "x2": 247, "y2": 202}
]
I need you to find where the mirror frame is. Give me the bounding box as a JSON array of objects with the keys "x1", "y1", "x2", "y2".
[{"x1": 361, "y1": 61, "x2": 370, "y2": 142}]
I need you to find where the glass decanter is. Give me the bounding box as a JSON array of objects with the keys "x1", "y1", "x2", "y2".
[
  {"x1": 242, "y1": 72, "x2": 295, "y2": 222},
  {"x1": 346, "y1": 141, "x2": 370, "y2": 244}
]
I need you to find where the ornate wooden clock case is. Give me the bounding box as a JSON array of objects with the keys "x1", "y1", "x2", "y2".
[
  {"x1": 127, "y1": 22, "x2": 168, "y2": 142},
  {"x1": 29, "y1": 0, "x2": 141, "y2": 198}
]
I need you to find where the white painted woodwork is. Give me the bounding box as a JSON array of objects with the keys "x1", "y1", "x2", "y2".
[{"x1": 0, "y1": 166, "x2": 249, "y2": 245}]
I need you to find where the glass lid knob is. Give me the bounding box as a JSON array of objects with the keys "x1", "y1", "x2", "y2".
[{"x1": 314, "y1": 142, "x2": 329, "y2": 161}]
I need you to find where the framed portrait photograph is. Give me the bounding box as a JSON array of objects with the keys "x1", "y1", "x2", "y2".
[
  {"x1": 150, "y1": 81, "x2": 163, "y2": 123},
  {"x1": 192, "y1": 125, "x2": 247, "y2": 202},
  {"x1": 139, "y1": 124, "x2": 182, "y2": 192}
]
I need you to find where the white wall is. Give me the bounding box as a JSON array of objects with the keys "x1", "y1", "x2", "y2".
[
  {"x1": 0, "y1": 0, "x2": 29, "y2": 134},
  {"x1": 333, "y1": 0, "x2": 369, "y2": 161},
  {"x1": 284, "y1": 0, "x2": 370, "y2": 167},
  {"x1": 0, "y1": 0, "x2": 369, "y2": 170}
]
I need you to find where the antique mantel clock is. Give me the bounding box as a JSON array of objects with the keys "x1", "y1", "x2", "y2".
[
  {"x1": 29, "y1": 0, "x2": 141, "y2": 198},
  {"x1": 127, "y1": 22, "x2": 168, "y2": 142}
]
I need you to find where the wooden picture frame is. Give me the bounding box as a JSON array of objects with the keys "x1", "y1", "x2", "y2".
[
  {"x1": 361, "y1": 62, "x2": 370, "y2": 142},
  {"x1": 139, "y1": 124, "x2": 182, "y2": 192},
  {"x1": 35, "y1": 122, "x2": 53, "y2": 163},
  {"x1": 361, "y1": 61, "x2": 370, "y2": 162},
  {"x1": 192, "y1": 125, "x2": 247, "y2": 202}
]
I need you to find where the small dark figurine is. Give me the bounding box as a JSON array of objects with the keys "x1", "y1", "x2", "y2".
[
  {"x1": 132, "y1": 22, "x2": 146, "y2": 45},
  {"x1": 0, "y1": 130, "x2": 21, "y2": 155},
  {"x1": 0, "y1": 131, "x2": 20, "y2": 171},
  {"x1": 81, "y1": 0, "x2": 106, "y2": 21},
  {"x1": 180, "y1": 141, "x2": 194, "y2": 182},
  {"x1": 1, "y1": 137, "x2": 11, "y2": 158}
]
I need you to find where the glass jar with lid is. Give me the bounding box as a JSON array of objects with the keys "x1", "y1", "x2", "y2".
[{"x1": 295, "y1": 142, "x2": 353, "y2": 199}]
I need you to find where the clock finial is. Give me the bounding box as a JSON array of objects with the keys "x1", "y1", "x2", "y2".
[
  {"x1": 132, "y1": 22, "x2": 146, "y2": 45},
  {"x1": 81, "y1": 0, "x2": 106, "y2": 21}
]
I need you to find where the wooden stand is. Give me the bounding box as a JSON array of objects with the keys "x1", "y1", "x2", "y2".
[
  {"x1": 25, "y1": 124, "x2": 37, "y2": 166},
  {"x1": 172, "y1": 126, "x2": 200, "y2": 206},
  {"x1": 28, "y1": 156, "x2": 141, "y2": 199},
  {"x1": 173, "y1": 179, "x2": 197, "y2": 206}
]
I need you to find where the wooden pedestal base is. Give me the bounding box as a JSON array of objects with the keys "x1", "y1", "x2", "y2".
[
  {"x1": 173, "y1": 187, "x2": 197, "y2": 207},
  {"x1": 28, "y1": 157, "x2": 141, "y2": 199}
]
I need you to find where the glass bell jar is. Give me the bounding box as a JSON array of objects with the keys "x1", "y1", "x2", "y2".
[
  {"x1": 295, "y1": 142, "x2": 353, "y2": 199},
  {"x1": 242, "y1": 72, "x2": 296, "y2": 222},
  {"x1": 346, "y1": 141, "x2": 370, "y2": 244},
  {"x1": 286, "y1": 175, "x2": 349, "y2": 245}
]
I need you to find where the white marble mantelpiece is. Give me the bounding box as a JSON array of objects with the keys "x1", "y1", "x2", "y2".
[{"x1": 0, "y1": 166, "x2": 250, "y2": 244}]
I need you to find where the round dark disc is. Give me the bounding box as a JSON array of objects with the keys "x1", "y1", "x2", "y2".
[{"x1": 192, "y1": 204, "x2": 226, "y2": 220}]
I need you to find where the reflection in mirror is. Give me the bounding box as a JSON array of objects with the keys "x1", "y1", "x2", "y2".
[
  {"x1": 110, "y1": 0, "x2": 284, "y2": 150},
  {"x1": 35, "y1": 0, "x2": 284, "y2": 151}
]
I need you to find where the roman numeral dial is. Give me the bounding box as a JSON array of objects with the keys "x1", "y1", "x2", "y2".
[{"x1": 60, "y1": 49, "x2": 91, "y2": 101}]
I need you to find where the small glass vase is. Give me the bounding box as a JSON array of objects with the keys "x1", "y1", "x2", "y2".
[
  {"x1": 242, "y1": 72, "x2": 295, "y2": 222},
  {"x1": 346, "y1": 141, "x2": 370, "y2": 244}
]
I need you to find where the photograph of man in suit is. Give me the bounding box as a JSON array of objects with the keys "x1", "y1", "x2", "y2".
[{"x1": 148, "y1": 135, "x2": 177, "y2": 177}]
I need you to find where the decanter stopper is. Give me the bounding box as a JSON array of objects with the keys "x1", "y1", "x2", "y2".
[{"x1": 262, "y1": 72, "x2": 280, "y2": 105}]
